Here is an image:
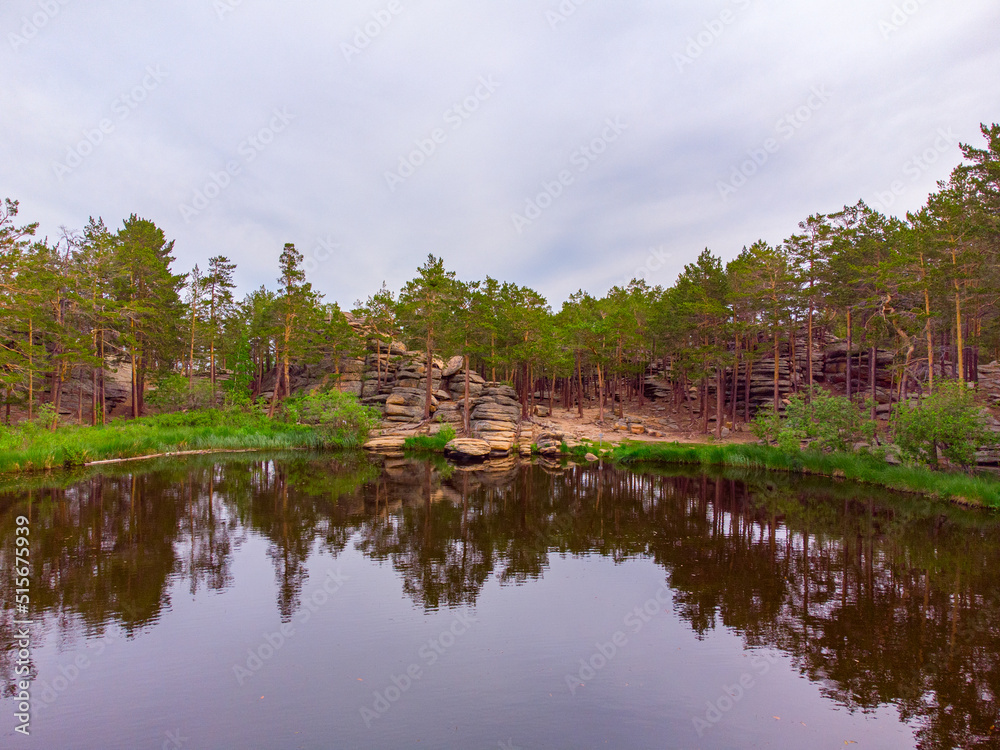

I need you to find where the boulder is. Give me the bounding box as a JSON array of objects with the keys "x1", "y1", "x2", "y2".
[
  {"x1": 471, "y1": 404, "x2": 520, "y2": 422},
  {"x1": 363, "y1": 436, "x2": 408, "y2": 456},
  {"x1": 449, "y1": 382, "x2": 484, "y2": 399},
  {"x1": 451, "y1": 370, "x2": 486, "y2": 385},
  {"x1": 444, "y1": 438, "x2": 492, "y2": 461},
  {"x1": 385, "y1": 404, "x2": 424, "y2": 420},
  {"x1": 534, "y1": 430, "x2": 564, "y2": 457},
  {"x1": 441, "y1": 355, "x2": 465, "y2": 378},
  {"x1": 483, "y1": 384, "x2": 518, "y2": 400}
]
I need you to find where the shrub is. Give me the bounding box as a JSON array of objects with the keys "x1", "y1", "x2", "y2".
[
  {"x1": 752, "y1": 387, "x2": 876, "y2": 453},
  {"x1": 277, "y1": 390, "x2": 381, "y2": 448},
  {"x1": 146, "y1": 372, "x2": 214, "y2": 411},
  {"x1": 403, "y1": 425, "x2": 456, "y2": 452},
  {"x1": 893, "y1": 382, "x2": 993, "y2": 470}
]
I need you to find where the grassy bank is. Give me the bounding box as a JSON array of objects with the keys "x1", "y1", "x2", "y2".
[
  {"x1": 587, "y1": 441, "x2": 1000, "y2": 509},
  {"x1": 0, "y1": 410, "x2": 328, "y2": 474}
]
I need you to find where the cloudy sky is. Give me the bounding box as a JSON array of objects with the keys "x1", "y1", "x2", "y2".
[{"x1": 3, "y1": 0, "x2": 998, "y2": 309}]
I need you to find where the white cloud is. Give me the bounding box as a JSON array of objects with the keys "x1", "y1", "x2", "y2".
[{"x1": 1, "y1": 0, "x2": 998, "y2": 306}]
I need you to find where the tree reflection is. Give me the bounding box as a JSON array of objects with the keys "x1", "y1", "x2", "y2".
[{"x1": 0, "y1": 454, "x2": 998, "y2": 747}]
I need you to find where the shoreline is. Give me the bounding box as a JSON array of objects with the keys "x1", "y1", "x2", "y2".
[{"x1": 3, "y1": 410, "x2": 997, "y2": 510}]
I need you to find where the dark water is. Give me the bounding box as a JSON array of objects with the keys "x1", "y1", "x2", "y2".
[{"x1": 1, "y1": 453, "x2": 999, "y2": 749}]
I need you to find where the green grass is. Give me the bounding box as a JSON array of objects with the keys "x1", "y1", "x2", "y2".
[
  {"x1": 605, "y1": 441, "x2": 1000, "y2": 509},
  {"x1": 403, "y1": 425, "x2": 456, "y2": 453},
  {"x1": 0, "y1": 409, "x2": 351, "y2": 475}
]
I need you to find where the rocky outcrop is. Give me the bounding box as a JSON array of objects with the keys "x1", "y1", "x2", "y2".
[
  {"x1": 533, "y1": 430, "x2": 564, "y2": 457},
  {"x1": 469, "y1": 384, "x2": 521, "y2": 454},
  {"x1": 362, "y1": 435, "x2": 408, "y2": 457},
  {"x1": 443, "y1": 438, "x2": 492, "y2": 461}
]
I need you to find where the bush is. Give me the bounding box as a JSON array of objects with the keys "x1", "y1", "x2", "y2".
[
  {"x1": 146, "y1": 372, "x2": 214, "y2": 411},
  {"x1": 752, "y1": 387, "x2": 876, "y2": 453},
  {"x1": 893, "y1": 382, "x2": 993, "y2": 470},
  {"x1": 277, "y1": 389, "x2": 381, "y2": 448},
  {"x1": 403, "y1": 425, "x2": 456, "y2": 452}
]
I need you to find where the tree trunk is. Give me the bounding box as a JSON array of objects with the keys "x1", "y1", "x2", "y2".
[
  {"x1": 744, "y1": 358, "x2": 751, "y2": 424},
  {"x1": 98, "y1": 331, "x2": 105, "y2": 424},
  {"x1": 773, "y1": 331, "x2": 780, "y2": 412},
  {"x1": 463, "y1": 354, "x2": 471, "y2": 435},
  {"x1": 596, "y1": 364, "x2": 605, "y2": 423},
  {"x1": 137, "y1": 360, "x2": 146, "y2": 416},
  {"x1": 807, "y1": 291, "x2": 814, "y2": 398},
  {"x1": 27, "y1": 318, "x2": 33, "y2": 422},
  {"x1": 715, "y1": 366, "x2": 724, "y2": 439},
  {"x1": 211, "y1": 339, "x2": 217, "y2": 404},
  {"x1": 870, "y1": 346, "x2": 877, "y2": 420},
  {"x1": 131, "y1": 351, "x2": 139, "y2": 419},
  {"x1": 424, "y1": 331, "x2": 433, "y2": 422},
  {"x1": 188, "y1": 299, "x2": 197, "y2": 388},
  {"x1": 846, "y1": 309, "x2": 853, "y2": 402},
  {"x1": 576, "y1": 351, "x2": 584, "y2": 417},
  {"x1": 952, "y1": 249, "x2": 964, "y2": 384},
  {"x1": 267, "y1": 366, "x2": 282, "y2": 418}
]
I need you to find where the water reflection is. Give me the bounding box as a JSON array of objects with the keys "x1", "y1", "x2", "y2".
[{"x1": 1, "y1": 453, "x2": 999, "y2": 748}]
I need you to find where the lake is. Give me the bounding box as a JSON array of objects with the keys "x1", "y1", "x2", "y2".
[{"x1": 1, "y1": 453, "x2": 998, "y2": 749}]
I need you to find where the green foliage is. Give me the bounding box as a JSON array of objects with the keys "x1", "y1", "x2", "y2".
[
  {"x1": 403, "y1": 425, "x2": 457, "y2": 452},
  {"x1": 146, "y1": 372, "x2": 213, "y2": 411},
  {"x1": 32, "y1": 402, "x2": 59, "y2": 431},
  {"x1": 752, "y1": 388, "x2": 876, "y2": 453},
  {"x1": 223, "y1": 333, "x2": 254, "y2": 409},
  {"x1": 611, "y1": 440, "x2": 1000, "y2": 508},
  {"x1": 277, "y1": 389, "x2": 381, "y2": 448},
  {"x1": 893, "y1": 382, "x2": 993, "y2": 469}
]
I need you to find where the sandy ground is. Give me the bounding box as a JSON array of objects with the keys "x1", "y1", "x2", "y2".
[{"x1": 524, "y1": 404, "x2": 759, "y2": 446}]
